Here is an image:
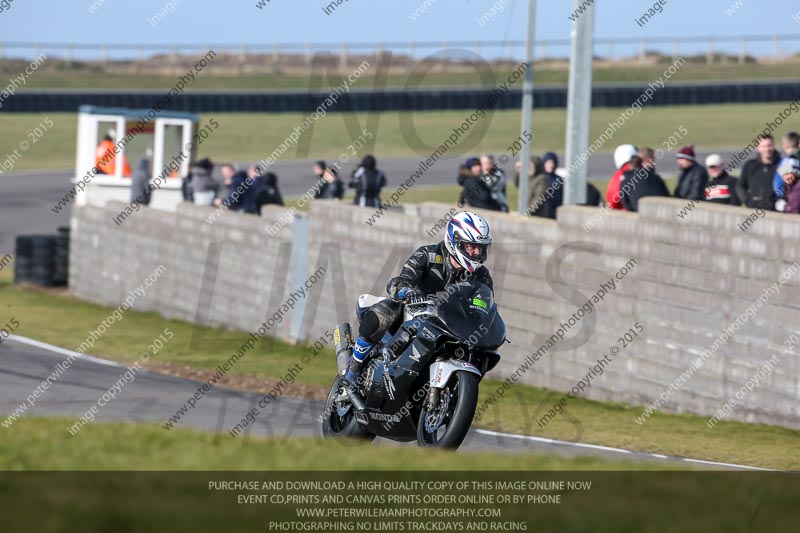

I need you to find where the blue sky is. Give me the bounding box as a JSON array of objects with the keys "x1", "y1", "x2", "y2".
[{"x1": 1, "y1": 0, "x2": 799, "y2": 59}]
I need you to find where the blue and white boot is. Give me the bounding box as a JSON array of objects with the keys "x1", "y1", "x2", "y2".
[{"x1": 344, "y1": 336, "x2": 374, "y2": 387}]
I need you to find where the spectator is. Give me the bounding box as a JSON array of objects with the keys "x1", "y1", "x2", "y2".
[
  {"x1": 190, "y1": 158, "x2": 219, "y2": 206},
  {"x1": 674, "y1": 145, "x2": 709, "y2": 201},
  {"x1": 215, "y1": 164, "x2": 245, "y2": 211},
  {"x1": 313, "y1": 161, "x2": 344, "y2": 200},
  {"x1": 459, "y1": 157, "x2": 501, "y2": 211},
  {"x1": 773, "y1": 131, "x2": 800, "y2": 201},
  {"x1": 620, "y1": 147, "x2": 670, "y2": 212},
  {"x1": 537, "y1": 152, "x2": 564, "y2": 219},
  {"x1": 216, "y1": 164, "x2": 262, "y2": 214},
  {"x1": 513, "y1": 156, "x2": 548, "y2": 215},
  {"x1": 349, "y1": 155, "x2": 386, "y2": 208},
  {"x1": 776, "y1": 158, "x2": 800, "y2": 214},
  {"x1": 219, "y1": 163, "x2": 235, "y2": 199},
  {"x1": 736, "y1": 134, "x2": 780, "y2": 210},
  {"x1": 606, "y1": 144, "x2": 637, "y2": 210},
  {"x1": 479, "y1": 154, "x2": 509, "y2": 212},
  {"x1": 130, "y1": 149, "x2": 153, "y2": 206},
  {"x1": 95, "y1": 129, "x2": 132, "y2": 177},
  {"x1": 704, "y1": 154, "x2": 740, "y2": 206},
  {"x1": 255, "y1": 171, "x2": 285, "y2": 213}
]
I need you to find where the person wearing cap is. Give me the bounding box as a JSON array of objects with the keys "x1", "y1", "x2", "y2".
[
  {"x1": 703, "y1": 154, "x2": 740, "y2": 205},
  {"x1": 776, "y1": 158, "x2": 800, "y2": 214},
  {"x1": 674, "y1": 145, "x2": 709, "y2": 201},
  {"x1": 773, "y1": 131, "x2": 800, "y2": 203},
  {"x1": 620, "y1": 147, "x2": 670, "y2": 212},
  {"x1": 736, "y1": 134, "x2": 781, "y2": 210},
  {"x1": 457, "y1": 157, "x2": 500, "y2": 211},
  {"x1": 606, "y1": 144, "x2": 637, "y2": 210}
]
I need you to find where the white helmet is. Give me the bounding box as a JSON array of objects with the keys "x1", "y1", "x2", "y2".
[
  {"x1": 444, "y1": 212, "x2": 492, "y2": 273},
  {"x1": 614, "y1": 144, "x2": 637, "y2": 169}
]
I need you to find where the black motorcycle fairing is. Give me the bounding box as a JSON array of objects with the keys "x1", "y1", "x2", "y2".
[{"x1": 428, "y1": 281, "x2": 506, "y2": 349}]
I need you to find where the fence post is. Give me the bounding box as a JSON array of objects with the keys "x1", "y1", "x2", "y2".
[
  {"x1": 339, "y1": 43, "x2": 347, "y2": 70},
  {"x1": 289, "y1": 216, "x2": 309, "y2": 342},
  {"x1": 272, "y1": 44, "x2": 280, "y2": 74},
  {"x1": 706, "y1": 37, "x2": 713, "y2": 65},
  {"x1": 738, "y1": 36, "x2": 745, "y2": 65},
  {"x1": 773, "y1": 35, "x2": 780, "y2": 63}
]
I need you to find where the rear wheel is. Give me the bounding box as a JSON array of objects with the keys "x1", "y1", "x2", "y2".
[
  {"x1": 321, "y1": 376, "x2": 375, "y2": 441},
  {"x1": 417, "y1": 372, "x2": 479, "y2": 450}
]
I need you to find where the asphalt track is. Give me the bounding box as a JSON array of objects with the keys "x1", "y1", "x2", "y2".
[
  {"x1": 0, "y1": 335, "x2": 773, "y2": 470},
  {"x1": 0, "y1": 150, "x2": 741, "y2": 255}
]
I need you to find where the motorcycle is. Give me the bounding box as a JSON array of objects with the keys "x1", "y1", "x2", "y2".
[{"x1": 321, "y1": 279, "x2": 506, "y2": 449}]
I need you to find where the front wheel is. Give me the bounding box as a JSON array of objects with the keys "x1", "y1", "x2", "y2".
[
  {"x1": 417, "y1": 372, "x2": 479, "y2": 450},
  {"x1": 321, "y1": 376, "x2": 375, "y2": 442}
]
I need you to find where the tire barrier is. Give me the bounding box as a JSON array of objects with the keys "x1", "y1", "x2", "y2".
[
  {"x1": 2, "y1": 81, "x2": 799, "y2": 113},
  {"x1": 14, "y1": 228, "x2": 69, "y2": 287}
]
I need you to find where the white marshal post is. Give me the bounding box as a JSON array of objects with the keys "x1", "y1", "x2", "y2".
[
  {"x1": 563, "y1": 0, "x2": 595, "y2": 205},
  {"x1": 517, "y1": 0, "x2": 537, "y2": 216}
]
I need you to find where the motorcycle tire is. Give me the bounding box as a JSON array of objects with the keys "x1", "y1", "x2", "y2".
[
  {"x1": 417, "y1": 371, "x2": 479, "y2": 450},
  {"x1": 321, "y1": 376, "x2": 375, "y2": 442}
]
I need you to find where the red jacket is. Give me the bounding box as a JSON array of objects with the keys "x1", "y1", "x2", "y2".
[{"x1": 605, "y1": 163, "x2": 631, "y2": 210}]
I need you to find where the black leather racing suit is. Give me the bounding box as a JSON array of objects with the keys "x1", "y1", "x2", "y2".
[{"x1": 358, "y1": 242, "x2": 494, "y2": 343}]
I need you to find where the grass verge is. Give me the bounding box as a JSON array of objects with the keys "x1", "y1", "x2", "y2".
[
  {"x1": 1, "y1": 272, "x2": 798, "y2": 470},
  {"x1": 0, "y1": 416, "x2": 665, "y2": 471}
]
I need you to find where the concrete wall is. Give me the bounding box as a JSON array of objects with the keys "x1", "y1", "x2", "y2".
[{"x1": 69, "y1": 197, "x2": 800, "y2": 429}]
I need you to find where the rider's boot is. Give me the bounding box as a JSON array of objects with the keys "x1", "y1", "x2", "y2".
[{"x1": 344, "y1": 336, "x2": 374, "y2": 388}]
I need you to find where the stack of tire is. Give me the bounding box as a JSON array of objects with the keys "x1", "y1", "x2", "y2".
[{"x1": 14, "y1": 227, "x2": 69, "y2": 287}]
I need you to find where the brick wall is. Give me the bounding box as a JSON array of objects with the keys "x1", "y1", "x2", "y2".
[{"x1": 69, "y1": 197, "x2": 800, "y2": 429}]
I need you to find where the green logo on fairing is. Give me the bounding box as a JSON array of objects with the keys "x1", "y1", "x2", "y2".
[{"x1": 472, "y1": 297, "x2": 488, "y2": 310}]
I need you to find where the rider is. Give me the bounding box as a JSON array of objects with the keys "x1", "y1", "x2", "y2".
[{"x1": 344, "y1": 211, "x2": 494, "y2": 387}]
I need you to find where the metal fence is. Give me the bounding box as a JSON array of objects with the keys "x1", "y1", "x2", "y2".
[{"x1": 1, "y1": 34, "x2": 800, "y2": 73}]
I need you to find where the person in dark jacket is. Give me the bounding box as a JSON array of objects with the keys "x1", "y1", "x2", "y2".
[
  {"x1": 776, "y1": 158, "x2": 800, "y2": 214},
  {"x1": 736, "y1": 134, "x2": 780, "y2": 210},
  {"x1": 255, "y1": 171, "x2": 284, "y2": 213},
  {"x1": 458, "y1": 157, "x2": 500, "y2": 210},
  {"x1": 703, "y1": 154, "x2": 740, "y2": 205},
  {"x1": 130, "y1": 153, "x2": 152, "y2": 206},
  {"x1": 313, "y1": 161, "x2": 344, "y2": 200},
  {"x1": 536, "y1": 152, "x2": 563, "y2": 219},
  {"x1": 620, "y1": 147, "x2": 670, "y2": 212},
  {"x1": 673, "y1": 145, "x2": 709, "y2": 201},
  {"x1": 216, "y1": 164, "x2": 263, "y2": 214},
  {"x1": 349, "y1": 155, "x2": 386, "y2": 208},
  {"x1": 190, "y1": 158, "x2": 219, "y2": 206}
]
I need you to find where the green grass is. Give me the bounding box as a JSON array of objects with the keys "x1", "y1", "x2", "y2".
[
  {"x1": 0, "y1": 103, "x2": 790, "y2": 171},
  {"x1": 2, "y1": 272, "x2": 799, "y2": 471},
  {"x1": 0, "y1": 416, "x2": 661, "y2": 471},
  {"x1": 14, "y1": 63, "x2": 800, "y2": 90}
]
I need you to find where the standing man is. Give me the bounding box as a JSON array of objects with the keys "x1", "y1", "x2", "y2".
[
  {"x1": 674, "y1": 145, "x2": 709, "y2": 202},
  {"x1": 620, "y1": 147, "x2": 670, "y2": 212},
  {"x1": 704, "y1": 154, "x2": 740, "y2": 205},
  {"x1": 736, "y1": 134, "x2": 780, "y2": 211},
  {"x1": 349, "y1": 155, "x2": 387, "y2": 208}
]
